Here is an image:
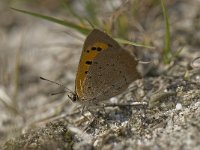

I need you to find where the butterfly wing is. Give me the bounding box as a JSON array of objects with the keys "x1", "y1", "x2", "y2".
[
  {"x1": 76, "y1": 29, "x2": 141, "y2": 102},
  {"x1": 75, "y1": 29, "x2": 115, "y2": 99}
]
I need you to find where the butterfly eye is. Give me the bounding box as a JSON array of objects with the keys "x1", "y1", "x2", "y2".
[
  {"x1": 68, "y1": 93, "x2": 78, "y2": 102},
  {"x1": 72, "y1": 95, "x2": 77, "y2": 102}
]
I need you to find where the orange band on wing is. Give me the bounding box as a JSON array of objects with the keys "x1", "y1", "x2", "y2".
[{"x1": 76, "y1": 42, "x2": 108, "y2": 98}]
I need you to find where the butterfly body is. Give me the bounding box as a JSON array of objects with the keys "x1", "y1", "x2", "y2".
[{"x1": 74, "y1": 29, "x2": 141, "y2": 106}]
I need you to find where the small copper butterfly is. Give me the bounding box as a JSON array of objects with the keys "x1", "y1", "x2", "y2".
[
  {"x1": 41, "y1": 29, "x2": 141, "y2": 107},
  {"x1": 71, "y1": 29, "x2": 141, "y2": 106}
]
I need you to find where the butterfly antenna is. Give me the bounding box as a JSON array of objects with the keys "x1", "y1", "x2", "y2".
[
  {"x1": 50, "y1": 91, "x2": 67, "y2": 96},
  {"x1": 40, "y1": 77, "x2": 73, "y2": 94}
]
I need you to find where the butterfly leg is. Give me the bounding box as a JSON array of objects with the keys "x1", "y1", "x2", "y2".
[
  {"x1": 80, "y1": 105, "x2": 92, "y2": 122},
  {"x1": 80, "y1": 105, "x2": 100, "y2": 121}
]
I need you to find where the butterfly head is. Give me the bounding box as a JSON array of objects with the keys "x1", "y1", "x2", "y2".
[{"x1": 68, "y1": 92, "x2": 79, "y2": 102}]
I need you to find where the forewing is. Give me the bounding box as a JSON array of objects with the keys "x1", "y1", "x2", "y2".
[{"x1": 75, "y1": 29, "x2": 119, "y2": 99}]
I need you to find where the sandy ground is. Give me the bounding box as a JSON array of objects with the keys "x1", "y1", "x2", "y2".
[{"x1": 0, "y1": 0, "x2": 200, "y2": 149}]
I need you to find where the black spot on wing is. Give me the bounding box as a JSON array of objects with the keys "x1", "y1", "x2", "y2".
[
  {"x1": 108, "y1": 43, "x2": 113, "y2": 47},
  {"x1": 85, "y1": 61, "x2": 92, "y2": 65},
  {"x1": 91, "y1": 46, "x2": 102, "y2": 51},
  {"x1": 97, "y1": 47, "x2": 102, "y2": 51},
  {"x1": 91, "y1": 47, "x2": 96, "y2": 50}
]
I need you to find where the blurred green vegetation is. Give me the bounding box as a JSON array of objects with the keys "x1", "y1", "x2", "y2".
[{"x1": 11, "y1": 0, "x2": 157, "y2": 49}]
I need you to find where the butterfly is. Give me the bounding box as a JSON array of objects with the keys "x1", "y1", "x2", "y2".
[
  {"x1": 41, "y1": 29, "x2": 141, "y2": 108},
  {"x1": 70, "y1": 29, "x2": 141, "y2": 106}
]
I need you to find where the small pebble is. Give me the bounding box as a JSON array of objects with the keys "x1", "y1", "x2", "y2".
[{"x1": 176, "y1": 103, "x2": 182, "y2": 110}]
